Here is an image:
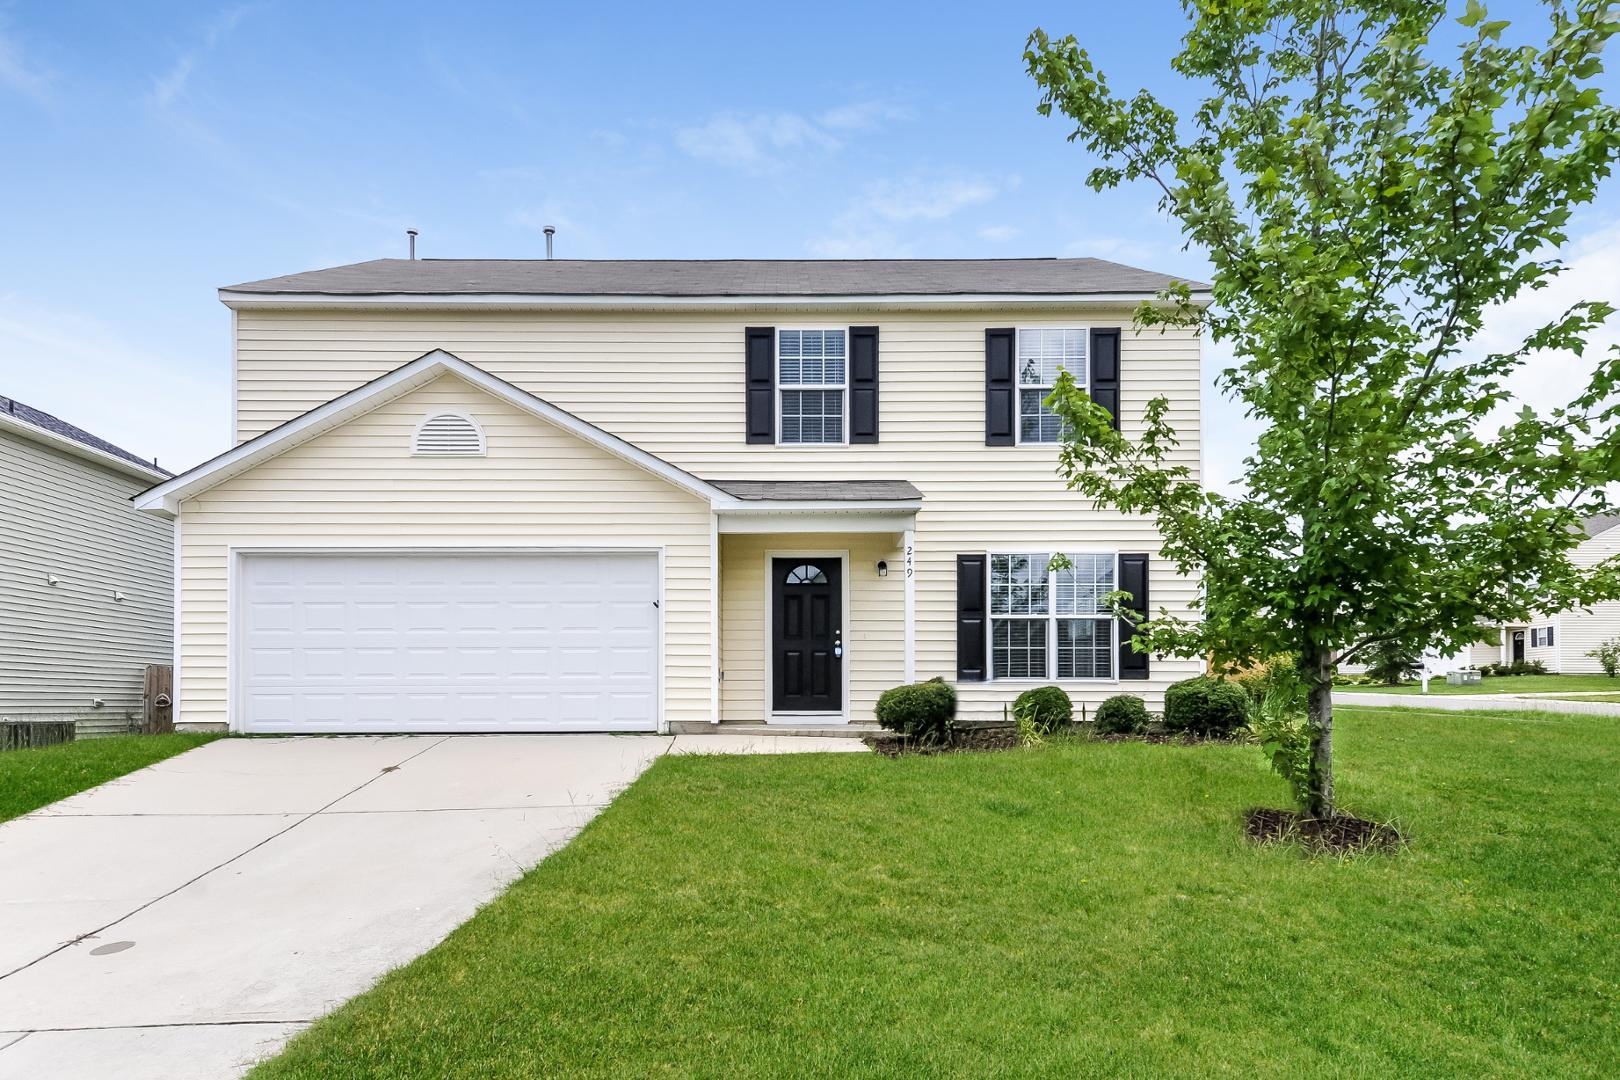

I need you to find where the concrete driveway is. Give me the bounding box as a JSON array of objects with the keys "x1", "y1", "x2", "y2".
[{"x1": 0, "y1": 732, "x2": 864, "y2": 1079}]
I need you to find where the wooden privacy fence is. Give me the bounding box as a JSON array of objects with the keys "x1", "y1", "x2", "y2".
[
  {"x1": 143, "y1": 664, "x2": 174, "y2": 734},
  {"x1": 1, "y1": 721, "x2": 77, "y2": 751}
]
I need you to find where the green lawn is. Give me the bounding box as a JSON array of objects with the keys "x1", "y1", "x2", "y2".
[
  {"x1": 0, "y1": 733, "x2": 218, "y2": 823},
  {"x1": 1546, "y1": 693, "x2": 1620, "y2": 702},
  {"x1": 1349, "y1": 673, "x2": 1620, "y2": 695},
  {"x1": 254, "y1": 705, "x2": 1618, "y2": 1078}
]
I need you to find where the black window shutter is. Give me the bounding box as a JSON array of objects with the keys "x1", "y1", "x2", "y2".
[
  {"x1": 1090, "y1": 327, "x2": 1121, "y2": 430},
  {"x1": 849, "y1": 326, "x2": 879, "y2": 443},
  {"x1": 1118, "y1": 552, "x2": 1150, "y2": 680},
  {"x1": 745, "y1": 327, "x2": 775, "y2": 444},
  {"x1": 985, "y1": 328, "x2": 1016, "y2": 445},
  {"x1": 956, "y1": 555, "x2": 988, "y2": 681}
]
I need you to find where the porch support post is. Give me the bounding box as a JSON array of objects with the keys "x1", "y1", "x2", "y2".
[
  {"x1": 903, "y1": 527, "x2": 916, "y2": 683},
  {"x1": 710, "y1": 513, "x2": 721, "y2": 725}
]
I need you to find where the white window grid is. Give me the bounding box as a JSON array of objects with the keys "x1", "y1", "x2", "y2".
[
  {"x1": 778, "y1": 329, "x2": 847, "y2": 445},
  {"x1": 989, "y1": 551, "x2": 1117, "y2": 680},
  {"x1": 1016, "y1": 328, "x2": 1088, "y2": 444}
]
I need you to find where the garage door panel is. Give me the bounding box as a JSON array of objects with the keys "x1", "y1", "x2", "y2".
[{"x1": 238, "y1": 552, "x2": 660, "y2": 733}]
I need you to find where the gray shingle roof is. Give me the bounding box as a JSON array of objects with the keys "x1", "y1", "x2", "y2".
[
  {"x1": 1584, "y1": 513, "x2": 1620, "y2": 538},
  {"x1": 707, "y1": 479, "x2": 922, "y2": 502},
  {"x1": 0, "y1": 394, "x2": 169, "y2": 476},
  {"x1": 223, "y1": 258, "x2": 1205, "y2": 298}
]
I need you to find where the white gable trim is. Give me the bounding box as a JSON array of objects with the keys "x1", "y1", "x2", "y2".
[{"x1": 132, "y1": 349, "x2": 742, "y2": 517}]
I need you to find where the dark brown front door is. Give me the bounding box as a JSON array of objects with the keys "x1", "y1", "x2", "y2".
[{"x1": 772, "y1": 558, "x2": 842, "y2": 712}]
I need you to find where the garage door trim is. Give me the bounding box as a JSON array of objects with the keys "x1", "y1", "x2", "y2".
[{"x1": 228, "y1": 546, "x2": 666, "y2": 734}]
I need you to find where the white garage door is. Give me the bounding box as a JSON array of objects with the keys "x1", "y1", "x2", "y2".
[{"x1": 237, "y1": 551, "x2": 659, "y2": 733}]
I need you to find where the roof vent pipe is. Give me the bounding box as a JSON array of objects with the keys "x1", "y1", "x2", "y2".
[
  {"x1": 544, "y1": 225, "x2": 555, "y2": 259},
  {"x1": 406, "y1": 229, "x2": 418, "y2": 260}
]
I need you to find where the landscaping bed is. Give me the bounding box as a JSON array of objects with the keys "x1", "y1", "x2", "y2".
[
  {"x1": 862, "y1": 724, "x2": 1018, "y2": 756},
  {"x1": 251, "y1": 705, "x2": 1620, "y2": 1079}
]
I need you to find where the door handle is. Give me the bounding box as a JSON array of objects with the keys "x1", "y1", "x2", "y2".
[{"x1": 834, "y1": 629, "x2": 843, "y2": 659}]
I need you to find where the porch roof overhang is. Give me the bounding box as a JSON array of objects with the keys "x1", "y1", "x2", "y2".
[{"x1": 708, "y1": 479, "x2": 921, "y2": 534}]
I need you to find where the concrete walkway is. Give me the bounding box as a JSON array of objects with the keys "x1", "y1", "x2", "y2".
[
  {"x1": 1337, "y1": 691, "x2": 1620, "y2": 716},
  {"x1": 0, "y1": 732, "x2": 865, "y2": 1080}
]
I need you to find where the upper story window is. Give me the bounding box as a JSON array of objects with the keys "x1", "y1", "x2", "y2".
[
  {"x1": 1017, "y1": 329, "x2": 1088, "y2": 443},
  {"x1": 778, "y1": 329, "x2": 846, "y2": 445},
  {"x1": 989, "y1": 551, "x2": 1116, "y2": 680}
]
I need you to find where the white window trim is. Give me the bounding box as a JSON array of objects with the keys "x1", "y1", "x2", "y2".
[
  {"x1": 775, "y1": 327, "x2": 849, "y2": 447},
  {"x1": 1014, "y1": 325, "x2": 1090, "y2": 446},
  {"x1": 986, "y1": 549, "x2": 1119, "y2": 682}
]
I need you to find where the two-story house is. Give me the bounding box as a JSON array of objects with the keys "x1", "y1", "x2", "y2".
[
  {"x1": 1469, "y1": 513, "x2": 1620, "y2": 672},
  {"x1": 2, "y1": 394, "x2": 173, "y2": 734},
  {"x1": 134, "y1": 258, "x2": 1206, "y2": 734}
]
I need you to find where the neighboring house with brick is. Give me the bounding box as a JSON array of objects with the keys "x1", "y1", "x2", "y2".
[
  {"x1": 1, "y1": 395, "x2": 173, "y2": 734},
  {"x1": 1464, "y1": 514, "x2": 1620, "y2": 672},
  {"x1": 135, "y1": 257, "x2": 1207, "y2": 734}
]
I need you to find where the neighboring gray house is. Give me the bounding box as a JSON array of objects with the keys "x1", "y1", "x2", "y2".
[{"x1": 1, "y1": 395, "x2": 173, "y2": 734}]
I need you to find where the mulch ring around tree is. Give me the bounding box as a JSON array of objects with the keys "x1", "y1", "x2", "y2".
[
  {"x1": 863, "y1": 726, "x2": 1019, "y2": 757},
  {"x1": 1245, "y1": 807, "x2": 1404, "y2": 855}
]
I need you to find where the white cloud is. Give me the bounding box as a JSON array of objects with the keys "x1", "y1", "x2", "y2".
[
  {"x1": 0, "y1": 28, "x2": 54, "y2": 107},
  {"x1": 149, "y1": 6, "x2": 250, "y2": 109},
  {"x1": 674, "y1": 101, "x2": 906, "y2": 172},
  {"x1": 978, "y1": 225, "x2": 1021, "y2": 242},
  {"x1": 806, "y1": 230, "x2": 912, "y2": 259},
  {"x1": 0, "y1": 294, "x2": 228, "y2": 472},
  {"x1": 816, "y1": 101, "x2": 910, "y2": 131},
  {"x1": 1198, "y1": 219, "x2": 1620, "y2": 498},
  {"x1": 674, "y1": 111, "x2": 839, "y2": 170},
  {"x1": 808, "y1": 172, "x2": 1007, "y2": 256},
  {"x1": 1473, "y1": 219, "x2": 1620, "y2": 430},
  {"x1": 859, "y1": 177, "x2": 998, "y2": 222}
]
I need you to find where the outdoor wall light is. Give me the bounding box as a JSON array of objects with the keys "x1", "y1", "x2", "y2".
[{"x1": 876, "y1": 561, "x2": 888, "y2": 578}]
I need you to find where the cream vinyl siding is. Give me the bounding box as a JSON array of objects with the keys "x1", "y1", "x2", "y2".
[
  {"x1": 0, "y1": 430, "x2": 173, "y2": 726},
  {"x1": 719, "y1": 532, "x2": 903, "y2": 722},
  {"x1": 231, "y1": 308, "x2": 1204, "y2": 717},
  {"x1": 1548, "y1": 525, "x2": 1620, "y2": 673},
  {"x1": 179, "y1": 375, "x2": 712, "y2": 729}
]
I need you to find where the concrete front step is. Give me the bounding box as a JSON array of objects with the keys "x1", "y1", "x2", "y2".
[{"x1": 671, "y1": 721, "x2": 882, "y2": 738}]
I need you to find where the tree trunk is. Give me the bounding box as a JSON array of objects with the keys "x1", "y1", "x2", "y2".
[{"x1": 1305, "y1": 649, "x2": 1335, "y2": 819}]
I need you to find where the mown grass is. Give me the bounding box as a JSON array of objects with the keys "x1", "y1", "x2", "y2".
[
  {"x1": 1350, "y1": 673, "x2": 1620, "y2": 695},
  {"x1": 254, "y1": 706, "x2": 1618, "y2": 1078},
  {"x1": 0, "y1": 733, "x2": 218, "y2": 823}
]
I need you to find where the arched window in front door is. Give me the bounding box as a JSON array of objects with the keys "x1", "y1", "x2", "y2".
[{"x1": 784, "y1": 564, "x2": 828, "y2": 586}]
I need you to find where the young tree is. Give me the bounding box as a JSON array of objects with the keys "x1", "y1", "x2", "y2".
[
  {"x1": 1026, "y1": 0, "x2": 1620, "y2": 817},
  {"x1": 1363, "y1": 641, "x2": 1420, "y2": 686}
]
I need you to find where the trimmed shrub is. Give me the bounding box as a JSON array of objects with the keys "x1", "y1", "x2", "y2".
[
  {"x1": 874, "y1": 677, "x2": 956, "y2": 742},
  {"x1": 1094, "y1": 694, "x2": 1149, "y2": 735},
  {"x1": 1229, "y1": 653, "x2": 1296, "y2": 701},
  {"x1": 1013, "y1": 685, "x2": 1073, "y2": 732},
  {"x1": 1163, "y1": 676, "x2": 1250, "y2": 737}
]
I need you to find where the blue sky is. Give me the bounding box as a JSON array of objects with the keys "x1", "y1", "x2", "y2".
[{"x1": 1, "y1": 1, "x2": 1616, "y2": 483}]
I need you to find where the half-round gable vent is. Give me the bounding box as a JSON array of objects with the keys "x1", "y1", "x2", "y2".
[{"x1": 412, "y1": 412, "x2": 486, "y2": 456}]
